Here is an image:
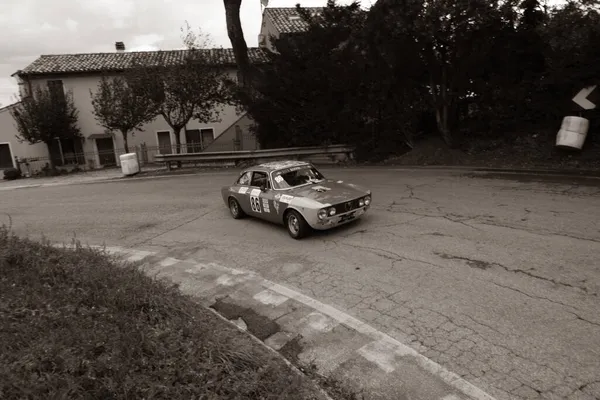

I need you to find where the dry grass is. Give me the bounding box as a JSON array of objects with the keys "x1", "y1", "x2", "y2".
[{"x1": 0, "y1": 227, "x2": 328, "y2": 400}]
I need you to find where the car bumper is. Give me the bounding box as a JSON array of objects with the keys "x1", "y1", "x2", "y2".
[{"x1": 309, "y1": 206, "x2": 369, "y2": 230}]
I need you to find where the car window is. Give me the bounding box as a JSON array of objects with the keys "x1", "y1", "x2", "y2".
[
  {"x1": 237, "y1": 171, "x2": 252, "y2": 186},
  {"x1": 272, "y1": 166, "x2": 325, "y2": 189},
  {"x1": 251, "y1": 171, "x2": 269, "y2": 188}
]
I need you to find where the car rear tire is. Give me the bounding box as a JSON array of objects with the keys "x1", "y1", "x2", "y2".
[
  {"x1": 285, "y1": 210, "x2": 309, "y2": 239},
  {"x1": 229, "y1": 197, "x2": 245, "y2": 219}
]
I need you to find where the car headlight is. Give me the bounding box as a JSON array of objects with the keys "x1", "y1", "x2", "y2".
[
  {"x1": 358, "y1": 198, "x2": 365, "y2": 207},
  {"x1": 328, "y1": 207, "x2": 336, "y2": 216},
  {"x1": 364, "y1": 196, "x2": 371, "y2": 206},
  {"x1": 318, "y1": 209, "x2": 328, "y2": 220}
]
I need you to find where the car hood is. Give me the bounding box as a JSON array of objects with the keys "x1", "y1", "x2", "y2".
[{"x1": 288, "y1": 179, "x2": 370, "y2": 205}]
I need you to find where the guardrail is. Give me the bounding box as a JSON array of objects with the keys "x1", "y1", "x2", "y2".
[{"x1": 154, "y1": 144, "x2": 355, "y2": 170}]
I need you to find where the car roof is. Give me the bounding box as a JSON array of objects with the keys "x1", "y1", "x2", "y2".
[{"x1": 246, "y1": 160, "x2": 311, "y2": 173}]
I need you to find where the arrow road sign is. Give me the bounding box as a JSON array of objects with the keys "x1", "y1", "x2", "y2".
[{"x1": 572, "y1": 85, "x2": 597, "y2": 110}]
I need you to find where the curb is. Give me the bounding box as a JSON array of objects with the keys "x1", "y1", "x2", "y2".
[
  {"x1": 63, "y1": 244, "x2": 498, "y2": 400},
  {"x1": 5, "y1": 164, "x2": 598, "y2": 191}
]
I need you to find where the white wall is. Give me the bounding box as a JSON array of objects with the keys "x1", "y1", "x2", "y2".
[
  {"x1": 0, "y1": 103, "x2": 49, "y2": 169},
  {"x1": 27, "y1": 68, "x2": 244, "y2": 158}
]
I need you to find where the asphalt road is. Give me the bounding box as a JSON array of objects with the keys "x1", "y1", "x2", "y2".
[{"x1": 2, "y1": 168, "x2": 599, "y2": 400}]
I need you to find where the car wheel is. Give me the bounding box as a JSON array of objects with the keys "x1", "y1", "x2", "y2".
[
  {"x1": 229, "y1": 197, "x2": 245, "y2": 219},
  {"x1": 285, "y1": 210, "x2": 309, "y2": 239}
]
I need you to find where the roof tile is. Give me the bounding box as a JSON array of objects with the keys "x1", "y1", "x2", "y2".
[
  {"x1": 264, "y1": 7, "x2": 323, "y2": 34},
  {"x1": 17, "y1": 47, "x2": 269, "y2": 76}
]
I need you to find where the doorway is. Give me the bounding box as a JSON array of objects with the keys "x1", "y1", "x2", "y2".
[
  {"x1": 0, "y1": 143, "x2": 13, "y2": 169},
  {"x1": 96, "y1": 138, "x2": 116, "y2": 166},
  {"x1": 157, "y1": 131, "x2": 172, "y2": 154}
]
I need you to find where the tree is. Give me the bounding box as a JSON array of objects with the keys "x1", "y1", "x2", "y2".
[
  {"x1": 90, "y1": 69, "x2": 160, "y2": 153},
  {"x1": 237, "y1": 2, "x2": 367, "y2": 149},
  {"x1": 223, "y1": 0, "x2": 253, "y2": 88},
  {"x1": 10, "y1": 85, "x2": 81, "y2": 168},
  {"x1": 136, "y1": 24, "x2": 232, "y2": 160}
]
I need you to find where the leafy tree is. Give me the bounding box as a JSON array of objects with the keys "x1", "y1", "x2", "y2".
[
  {"x1": 10, "y1": 85, "x2": 81, "y2": 168},
  {"x1": 135, "y1": 24, "x2": 233, "y2": 159},
  {"x1": 235, "y1": 2, "x2": 373, "y2": 152},
  {"x1": 90, "y1": 68, "x2": 160, "y2": 153}
]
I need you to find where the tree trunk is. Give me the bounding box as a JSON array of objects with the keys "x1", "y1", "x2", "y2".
[
  {"x1": 223, "y1": 0, "x2": 252, "y2": 87},
  {"x1": 44, "y1": 142, "x2": 55, "y2": 170},
  {"x1": 121, "y1": 130, "x2": 130, "y2": 153},
  {"x1": 174, "y1": 127, "x2": 183, "y2": 168}
]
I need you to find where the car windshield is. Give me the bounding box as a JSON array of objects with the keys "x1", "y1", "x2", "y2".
[{"x1": 272, "y1": 166, "x2": 325, "y2": 189}]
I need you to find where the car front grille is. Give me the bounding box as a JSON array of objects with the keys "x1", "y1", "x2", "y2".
[{"x1": 333, "y1": 198, "x2": 363, "y2": 215}]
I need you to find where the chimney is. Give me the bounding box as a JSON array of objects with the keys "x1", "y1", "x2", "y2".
[{"x1": 115, "y1": 41, "x2": 125, "y2": 52}]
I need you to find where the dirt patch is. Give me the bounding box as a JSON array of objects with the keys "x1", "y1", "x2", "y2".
[
  {"x1": 211, "y1": 298, "x2": 281, "y2": 340},
  {"x1": 280, "y1": 334, "x2": 304, "y2": 364}
]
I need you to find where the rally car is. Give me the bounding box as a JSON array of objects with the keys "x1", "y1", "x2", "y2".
[{"x1": 221, "y1": 160, "x2": 372, "y2": 239}]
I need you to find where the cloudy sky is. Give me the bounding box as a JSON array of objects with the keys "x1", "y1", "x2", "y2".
[{"x1": 0, "y1": 0, "x2": 372, "y2": 107}]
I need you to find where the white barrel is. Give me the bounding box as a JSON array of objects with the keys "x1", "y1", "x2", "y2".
[
  {"x1": 119, "y1": 153, "x2": 140, "y2": 176},
  {"x1": 555, "y1": 116, "x2": 589, "y2": 150}
]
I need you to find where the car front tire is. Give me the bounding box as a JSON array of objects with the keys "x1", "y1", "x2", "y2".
[
  {"x1": 285, "y1": 210, "x2": 309, "y2": 239},
  {"x1": 229, "y1": 197, "x2": 245, "y2": 219}
]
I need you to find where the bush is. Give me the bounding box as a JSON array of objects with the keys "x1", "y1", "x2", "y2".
[
  {"x1": 0, "y1": 228, "x2": 327, "y2": 400},
  {"x1": 2, "y1": 168, "x2": 21, "y2": 180}
]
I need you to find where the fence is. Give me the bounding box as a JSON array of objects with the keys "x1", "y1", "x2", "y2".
[
  {"x1": 12, "y1": 141, "x2": 248, "y2": 177},
  {"x1": 155, "y1": 144, "x2": 356, "y2": 170}
]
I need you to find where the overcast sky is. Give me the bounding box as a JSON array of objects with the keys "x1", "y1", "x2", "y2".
[{"x1": 0, "y1": 0, "x2": 371, "y2": 107}]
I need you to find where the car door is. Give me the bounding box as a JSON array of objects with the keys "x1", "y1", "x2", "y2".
[
  {"x1": 247, "y1": 171, "x2": 277, "y2": 222},
  {"x1": 234, "y1": 170, "x2": 254, "y2": 214}
]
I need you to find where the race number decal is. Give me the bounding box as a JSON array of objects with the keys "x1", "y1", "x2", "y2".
[
  {"x1": 250, "y1": 196, "x2": 262, "y2": 213},
  {"x1": 262, "y1": 198, "x2": 270, "y2": 213},
  {"x1": 279, "y1": 194, "x2": 294, "y2": 204}
]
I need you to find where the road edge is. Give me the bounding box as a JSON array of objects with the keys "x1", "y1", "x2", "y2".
[{"x1": 57, "y1": 243, "x2": 498, "y2": 400}]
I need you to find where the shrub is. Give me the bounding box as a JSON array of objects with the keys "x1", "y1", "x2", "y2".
[
  {"x1": 0, "y1": 228, "x2": 327, "y2": 400},
  {"x1": 2, "y1": 168, "x2": 21, "y2": 180}
]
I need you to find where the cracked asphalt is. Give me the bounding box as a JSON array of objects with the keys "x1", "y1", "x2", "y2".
[{"x1": 2, "y1": 167, "x2": 599, "y2": 400}]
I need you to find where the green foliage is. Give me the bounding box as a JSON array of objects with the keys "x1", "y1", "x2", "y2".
[
  {"x1": 0, "y1": 228, "x2": 329, "y2": 400},
  {"x1": 89, "y1": 69, "x2": 160, "y2": 153},
  {"x1": 238, "y1": 0, "x2": 600, "y2": 160},
  {"x1": 10, "y1": 86, "x2": 81, "y2": 146},
  {"x1": 2, "y1": 168, "x2": 21, "y2": 180},
  {"x1": 128, "y1": 25, "x2": 234, "y2": 155}
]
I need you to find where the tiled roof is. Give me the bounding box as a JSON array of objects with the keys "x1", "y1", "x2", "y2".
[
  {"x1": 263, "y1": 7, "x2": 324, "y2": 34},
  {"x1": 16, "y1": 47, "x2": 269, "y2": 76}
]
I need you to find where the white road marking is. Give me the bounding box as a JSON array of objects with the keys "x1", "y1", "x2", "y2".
[
  {"x1": 253, "y1": 289, "x2": 289, "y2": 306},
  {"x1": 357, "y1": 339, "x2": 415, "y2": 373},
  {"x1": 126, "y1": 250, "x2": 153, "y2": 262},
  {"x1": 260, "y1": 283, "x2": 497, "y2": 400},
  {"x1": 300, "y1": 312, "x2": 338, "y2": 333},
  {"x1": 159, "y1": 257, "x2": 180, "y2": 267},
  {"x1": 71, "y1": 246, "x2": 497, "y2": 400},
  {"x1": 357, "y1": 341, "x2": 398, "y2": 373},
  {"x1": 441, "y1": 395, "x2": 463, "y2": 400}
]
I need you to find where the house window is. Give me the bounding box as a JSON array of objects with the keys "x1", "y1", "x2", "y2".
[
  {"x1": 201, "y1": 128, "x2": 214, "y2": 147},
  {"x1": 47, "y1": 80, "x2": 65, "y2": 101},
  {"x1": 185, "y1": 129, "x2": 202, "y2": 153}
]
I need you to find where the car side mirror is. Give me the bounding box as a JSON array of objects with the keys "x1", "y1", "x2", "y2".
[{"x1": 260, "y1": 184, "x2": 268, "y2": 192}]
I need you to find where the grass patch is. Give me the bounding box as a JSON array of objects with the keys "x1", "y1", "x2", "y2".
[{"x1": 0, "y1": 227, "x2": 329, "y2": 399}]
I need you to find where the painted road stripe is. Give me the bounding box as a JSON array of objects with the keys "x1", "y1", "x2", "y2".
[
  {"x1": 253, "y1": 289, "x2": 289, "y2": 307},
  {"x1": 59, "y1": 248, "x2": 496, "y2": 400},
  {"x1": 257, "y1": 285, "x2": 496, "y2": 400}
]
